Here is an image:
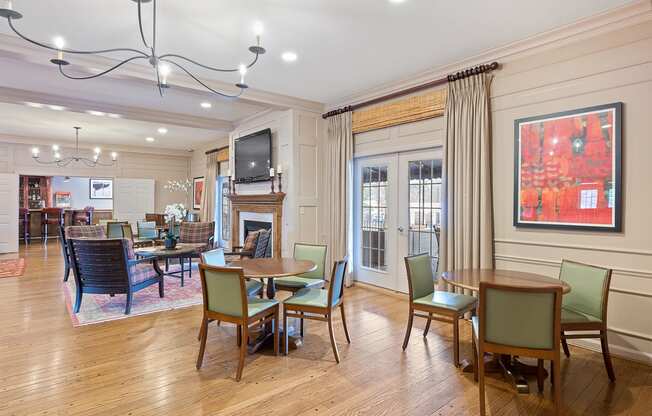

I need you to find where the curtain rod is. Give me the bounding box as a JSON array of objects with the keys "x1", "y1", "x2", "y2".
[
  {"x1": 205, "y1": 145, "x2": 229, "y2": 155},
  {"x1": 322, "y1": 61, "x2": 499, "y2": 119}
]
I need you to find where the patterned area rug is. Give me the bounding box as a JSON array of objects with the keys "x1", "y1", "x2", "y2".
[
  {"x1": 0, "y1": 258, "x2": 25, "y2": 278},
  {"x1": 63, "y1": 263, "x2": 203, "y2": 326}
]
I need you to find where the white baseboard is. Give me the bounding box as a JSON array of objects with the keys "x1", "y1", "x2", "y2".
[{"x1": 569, "y1": 339, "x2": 652, "y2": 366}]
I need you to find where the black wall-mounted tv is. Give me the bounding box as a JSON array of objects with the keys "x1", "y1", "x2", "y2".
[{"x1": 234, "y1": 128, "x2": 272, "y2": 183}]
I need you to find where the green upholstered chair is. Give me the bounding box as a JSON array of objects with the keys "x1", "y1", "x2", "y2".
[
  {"x1": 559, "y1": 259, "x2": 615, "y2": 381},
  {"x1": 137, "y1": 221, "x2": 159, "y2": 240},
  {"x1": 472, "y1": 281, "x2": 563, "y2": 416},
  {"x1": 106, "y1": 221, "x2": 129, "y2": 238},
  {"x1": 196, "y1": 263, "x2": 279, "y2": 381},
  {"x1": 275, "y1": 243, "x2": 327, "y2": 293},
  {"x1": 402, "y1": 253, "x2": 477, "y2": 366},
  {"x1": 283, "y1": 257, "x2": 350, "y2": 363},
  {"x1": 201, "y1": 248, "x2": 263, "y2": 297}
]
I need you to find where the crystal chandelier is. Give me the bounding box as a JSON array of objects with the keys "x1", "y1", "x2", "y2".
[
  {"x1": 32, "y1": 127, "x2": 117, "y2": 167},
  {"x1": 0, "y1": 0, "x2": 265, "y2": 97},
  {"x1": 164, "y1": 179, "x2": 192, "y2": 193}
]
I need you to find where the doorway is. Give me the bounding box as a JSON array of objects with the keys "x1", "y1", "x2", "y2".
[{"x1": 353, "y1": 148, "x2": 442, "y2": 292}]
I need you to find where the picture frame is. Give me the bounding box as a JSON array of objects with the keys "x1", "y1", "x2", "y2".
[
  {"x1": 89, "y1": 178, "x2": 113, "y2": 200},
  {"x1": 513, "y1": 102, "x2": 622, "y2": 232},
  {"x1": 193, "y1": 176, "x2": 204, "y2": 210}
]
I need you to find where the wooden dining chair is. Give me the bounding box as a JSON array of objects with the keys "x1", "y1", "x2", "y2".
[
  {"x1": 196, "y1": 263, "x2": 279, "y2": 381},
  {"x1": 275, "y1": 243, "x2": 327, "y2": 293},
  {"x1": 402, "y1": 253, "x2": 477, "y2": 366},
  {"x1": 472, "y1": 281, "x2": 563, "y2": 416},
  {"x1": 282, "y1": 257, "x2": 350, "y2": 363},
  {"x1": 559, "y1": 259, "x2": 615, "y2": 381}
]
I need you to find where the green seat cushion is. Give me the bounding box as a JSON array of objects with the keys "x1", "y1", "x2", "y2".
[
  {"x1": 413, "y1": 291, "x2": 477, "y2": 312},
  {"x1": 472, "y1": 316, "x2": 479, "y2": 338},
  {"x1": 246, "y1": 279, "x2": 264, "y2": 297},
  {"x1": 284, "y1": 288, "x2": 329, "y2": 308},
  {"x1": 247, "y1": 297, "x2": 279, "y2": 317},
  {"x1": 561, "y1": 307, "x2": 601, "y2": 324},
  {"x1": 275, "y1": 276, "x2": 325, "y2": 289}
]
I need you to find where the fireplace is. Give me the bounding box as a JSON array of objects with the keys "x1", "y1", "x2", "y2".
[
  {"x1": 243, "y1": 220, "x2": 272, "y2": 257},
  {"x1": 228, "y1": 193, "x2": 286, "y2": 259}
]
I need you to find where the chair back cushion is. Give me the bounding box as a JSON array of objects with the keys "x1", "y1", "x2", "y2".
[
  {"x1": 201, "y1": 248, "x2": 226, "y2": 266},
  {"x1": 294, "y1": 243, "x2": 327, "y2": 279},
  {"x1": 242, "y1": 231, "x2": 260, "y2": 252},
  {"x1": 254, "y1": 229, "x2": 271, "y2": 258},
  {"x1": 106, "y1": 222, "x2": 128, "y2": 238},
  {"x1": 328, "y1": 258, "x2": 348, "y2": 306},
  {"x1": 137, "y1": 221, "x2": 159, "y2": 239},
  {"x1": 65, "y1": 225, "x2": 107, "y2": 239},
  {"x1": 69, "y1": 238, "x2": 130, "y2": 289},
  {"x1": 404, "y1": 253, "x2": 435, "y2": 300},
  {"x1": 199, "y1": 265, "x2": 245, "y2": 317},
  {"x1": 179, "y1": 222, "x2": 215, "y2": 244},
  {"x1": 481, "y1": 283, "x2": 560, "y2": 350},
  {"x1": 559, "y1": 260, "x2": 610, "y2": 319}
]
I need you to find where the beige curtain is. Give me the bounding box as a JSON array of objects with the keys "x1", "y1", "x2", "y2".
[
  {"x1": 199, "y1": 152, "x2": 219, "y2": 223},
  {"x1": 327, "y1": 112, "x2": 354, "y2": 286},
  {"x1": 440, "y1": 73, "x2": 494, "y2": 271}
]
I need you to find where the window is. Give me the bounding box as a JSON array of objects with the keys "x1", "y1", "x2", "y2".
[
  {"x1": 361, "y1": 166, "x2": 387, "y2": 271},
  {"x1": 408, "y1": 160, "x2": 441, "y2": 268},
  {"x1": 220, "y1": 179, "x2": 231, "y2": 243}
]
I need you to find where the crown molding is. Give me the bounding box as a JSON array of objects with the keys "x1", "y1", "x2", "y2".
[
  {"x1": 327, "y1": 0, "x2": 652, "y2": 109},
  {"x1": 0, "y1": 34, "x2": 325, "y2": 113}
]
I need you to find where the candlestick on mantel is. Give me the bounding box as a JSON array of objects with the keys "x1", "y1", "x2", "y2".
[
  {"x1": 277, "y1": 164, "x2": 283, "y2": 174},
  {"x1": 277, "y1": 172, "x2": 283, "y2": 193}
]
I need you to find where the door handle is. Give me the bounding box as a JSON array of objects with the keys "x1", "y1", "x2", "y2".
[{"x1": 397, "y1": 226, "x2": 404, "y2": 232}]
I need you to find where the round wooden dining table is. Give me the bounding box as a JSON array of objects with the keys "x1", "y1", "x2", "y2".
[
  {"x1": 440, "y1": 269, "x2": 570, "y2": 394},
  {"x1": 228, "y1": 257, "x2": 316, "y2": 299}
]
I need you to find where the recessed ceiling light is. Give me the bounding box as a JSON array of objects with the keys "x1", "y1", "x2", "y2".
[
  {"x1": 157, "y1": 127, "x2": 168, "y2": 134},
  {"x1": 281, "y1": 51, "x2": 298, "y2": 62},
  {"x1": 146, "y1": 137, "x2": 155, "y2": 142},
  {"x1": 48, "y1": 105, "x2": 66, "y2": 111},
  {"x1": 87, "y1": 110, "x2": 105, "y2": 116},
  {"x1": 25, "y1": 102, "x2": 44, "y2": 108},
  {"x1": 200, "y1": 102, "x2": 212, "y2": 109},
  {"x1": 107, "y1": 113, "x2": 121, "y2": 118}
]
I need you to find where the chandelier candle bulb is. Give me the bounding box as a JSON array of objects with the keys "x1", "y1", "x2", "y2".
[
  {"x1": 31, "y1": 147, "x2": 39, "y2": 157},
  {"x1": 53, "y1": 36, "x2": 65, "y2": 60},
  {"x1": 111, "y1": 152, "x2": 118, "y2": 161}
]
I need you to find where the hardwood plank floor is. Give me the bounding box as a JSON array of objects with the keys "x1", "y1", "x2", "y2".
[{"x1": 0, "y1": 241, "x2": 650, "y2": 415}]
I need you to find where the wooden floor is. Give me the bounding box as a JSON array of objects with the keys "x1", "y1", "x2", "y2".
[{"x1": 1, "y1": 242, "x2": 651, "y2": 416}]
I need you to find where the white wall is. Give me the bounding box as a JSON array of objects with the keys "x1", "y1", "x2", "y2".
[{"x1": 50, "y1": 176, "x2": 113, "y2": 210}]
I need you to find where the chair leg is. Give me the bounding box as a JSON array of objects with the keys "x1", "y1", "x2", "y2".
[
  {"x1": 73, "y1": 287, "x2": 83, "y2": 313},
  {"x1": 402, "y1": 308, "x2": 414, "y2": 351},
  {"x1": 478, "y1": 346, "x2": 486, "y2": 416},
  {"x1": 340, "y1": 303, "x2": 351, "y2": 343},
  {"x1": 327, "y1": 312, "x2": 341, "y2": 363},
  {"x1": 553, "y1": 358, "x2": 562, "y2": 415},
  {"x1": 423, "y1": 313, "x2": 432, "y2": 337},
  {"x1": 300, "y1": 312, "x2": 304, "y2": 337},
  {"x1": 125, "y1": 291, "x2": 133, "y2": 315},
  {"x1": 537, "y1": 359, "x2": 545, "y2": 393},
  {"x1": 237, "y1": 325, "x2": 242, "y2": 347},
  {"x1": 63, "y1": 264, "x2": 70, "y2": 282},
  {"x1": 561, "y1": 332, "x2": 570, "y2": 358},
  {"x1": 472, "y1": 334, "x2": 478, "y2": 382},
  {"x1": 273, "y1": 308, "x2": 280, "y2": 356},
  {"x1": 236, "y1": 325, "x2": 247, "y2": 381},
  {"x1": 283, "y1": 308, "x2": 289, "y2": 356},
  {"x1": 196, "y1": 317, "x2": 208, "y2": 369},
  {"x1": 453, "y1": 316, "x2": 460, "y2": 367},
  {"x1": 600, "y1": 330, "x2": 616, "y2": 382}
]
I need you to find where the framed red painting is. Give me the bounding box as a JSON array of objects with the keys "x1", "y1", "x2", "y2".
[
  {"x1": 193, "y1": 176, "x2": 204, "y2": 210},
  {"x1": 514, "y1": 103, "x2": 622, "y2": 231}
]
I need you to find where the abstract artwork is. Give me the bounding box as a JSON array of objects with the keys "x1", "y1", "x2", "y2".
[
  {"x1": 514, "y1": 103, "x2": 622, "y2": 231},
  {"x1": 89, "y1": 178, "x2": 113, "y2": 199},
  {"x1": 193, "y1": 177, "x2": 204, "y2": 210}
]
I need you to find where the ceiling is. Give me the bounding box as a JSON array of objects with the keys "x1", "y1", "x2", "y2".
[{"x1": 0, "y1": 0, "x2": 634, "y2": 151}]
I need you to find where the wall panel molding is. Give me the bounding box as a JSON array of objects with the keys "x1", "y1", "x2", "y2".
[{"x1": 495, "y1": 238, "x2": 652, "y2": 257}]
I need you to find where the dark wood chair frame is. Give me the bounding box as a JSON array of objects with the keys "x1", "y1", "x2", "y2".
[
  {"x1": 41, "y1": 208, "x2": 64, "y2": 244},
  {"x1": 402, "y1": 253, "x2": 477, "y2": 367},
  {"x1": 196, "y1": 263, "x2": 279, "y2": 381},
  {"x1": 559, "y1": 259, "x2": 615, "y2": 381},
  {"x1": 59, "y1": 224, "x2": 72, "y2": 282},
  {"x1": 472, "y1": 282, "x2": 563, "y2": 416},
  {"x1": 282, "y1": 258, "x2": 351, "y2": 363},
  {"x1": 68, "y1": 238, "x2": 164, "y2": 315}
]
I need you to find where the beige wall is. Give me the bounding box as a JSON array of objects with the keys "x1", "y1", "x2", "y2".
[
  {"x1": 490, "y1": 20, "x2": 652, "y2": 364},
  {"x1": 0, "y1": 141, "x2": 191, "y2": 212}
]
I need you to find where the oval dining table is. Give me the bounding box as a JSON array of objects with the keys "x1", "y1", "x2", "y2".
[
  {"x1": 440, "y1": 269, "x2": 571, "y2": 394},
  {"x1": 227, "y1": 257, "x2": 317, "y2": 353}
]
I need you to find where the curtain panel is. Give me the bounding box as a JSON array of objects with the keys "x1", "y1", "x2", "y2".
[
  {"x1": 327, "y1": 112, "x2": 354, "y2": 286},
  {"x1": 440, "y1": 73, "x2": 494, "y2": 271},
  {"x1": 199, "y1": 152, "x2": 219, "y2": 223}
]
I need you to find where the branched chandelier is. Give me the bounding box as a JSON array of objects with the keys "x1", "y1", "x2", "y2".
[
  {"x1": 0, "y1": 0, "x2": 265, "y2": 97},
  {"x1": 32, "y1": 127, "x2": 117, "y2": 167}
]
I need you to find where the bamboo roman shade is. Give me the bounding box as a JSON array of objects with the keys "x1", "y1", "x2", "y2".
[
  {"x1": 215, "y1": 147, "x2": 229, "y2": 162},
  {"x1": 352, "y1": 89, "x2": 447, "y2": 134}
]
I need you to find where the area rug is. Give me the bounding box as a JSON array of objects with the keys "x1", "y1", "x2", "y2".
[
  {"x1": 63, "y1": 263, "x2": 203, "y2": 326},
  {"x1": 0, "y1": 258, "x2": 25, "y2": 278}
]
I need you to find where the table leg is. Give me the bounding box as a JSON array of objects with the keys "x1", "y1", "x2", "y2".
[
  {"x1": 180, "y1": 256, "x2": 185, "y2": 287},
  {"x1": 266, "y1": 277, "x2": 276, "y2": 299}
]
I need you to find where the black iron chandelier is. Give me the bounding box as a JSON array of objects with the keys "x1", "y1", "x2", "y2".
[
  {"x1": 32, "y1": 127, "x2": 118, "y2": 167},
  {"x1": 0, "y1": 0, "x2": 265, "y2": 97}
]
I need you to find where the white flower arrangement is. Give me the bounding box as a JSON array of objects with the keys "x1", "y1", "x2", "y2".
[{"x1": 164, "y1": 203, "x2": 187, "y2": 224}]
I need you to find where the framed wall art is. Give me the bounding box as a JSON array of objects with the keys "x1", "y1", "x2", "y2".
[
  {"x1": 89, "y1": 178, "x2": 113, "y2": 200},
  {"x1": 193, "y1": 176, "x2": 204, "y2": 210}
]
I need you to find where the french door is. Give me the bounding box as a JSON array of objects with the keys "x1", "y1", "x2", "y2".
[{"x1": 353, "y1": 148, "x2": 442, "y2": 292}]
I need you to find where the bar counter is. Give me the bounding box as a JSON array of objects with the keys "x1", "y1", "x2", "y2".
[{"x1": 23, "y1": 209, "x2": 113, "y2": 240}]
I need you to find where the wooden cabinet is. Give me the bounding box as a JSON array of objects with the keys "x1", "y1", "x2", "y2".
[{"x1": 19, "y1": 176, "x2": 52, "y2": 209}]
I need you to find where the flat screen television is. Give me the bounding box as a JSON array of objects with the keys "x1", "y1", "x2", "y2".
[{"x1": 234, "y1": 128, "x2": 272, "y2": 183}]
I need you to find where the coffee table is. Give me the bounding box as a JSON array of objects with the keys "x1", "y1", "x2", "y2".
[{"x1": 135, "y1": 243, "x2": 205, "y2": 286}]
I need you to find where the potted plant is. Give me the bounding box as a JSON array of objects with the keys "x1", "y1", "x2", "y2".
[{"x1": 164, "y1": 203, "x2": 187, "y2": 249}]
